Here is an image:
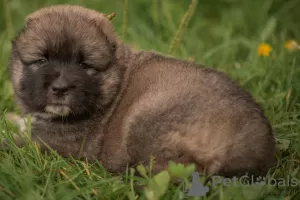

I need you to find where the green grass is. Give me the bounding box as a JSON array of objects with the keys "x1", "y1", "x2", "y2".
[{"x1": 1, "y1": 0, "x2": 300, "y2": 199}]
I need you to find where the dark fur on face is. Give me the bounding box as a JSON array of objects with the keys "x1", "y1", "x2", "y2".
[{"x1": 10, "y1": 6, "x2": 122, "y2": 119}]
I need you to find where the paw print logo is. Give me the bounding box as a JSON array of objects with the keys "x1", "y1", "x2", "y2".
[
  {"x1": 255, "y1": 176, "x2": 266, "y2": 186},
  {"x1": 186, "y1": 172, "x2": 210, "y2": 197}
]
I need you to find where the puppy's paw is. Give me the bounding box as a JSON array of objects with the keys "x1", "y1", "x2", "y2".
[
  {"x1": 5, "y1": 112, "x2": 27, "y2": 132},
  {"x1": 1, "y1": 112, "x2": 30, "y2": 149}
]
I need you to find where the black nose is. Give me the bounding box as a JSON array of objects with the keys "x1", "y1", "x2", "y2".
[{"x1": 51, "y1": 79, "x2": 75, "y2": 95}]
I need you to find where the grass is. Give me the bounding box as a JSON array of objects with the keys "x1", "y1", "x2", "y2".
[{"x1": 1, "y1": 0, "x2": 300, "y2": 199}]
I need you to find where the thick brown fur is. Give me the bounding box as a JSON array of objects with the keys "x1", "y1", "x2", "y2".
[{"x1": 8, "y1": 5, "x2": 276, "y2": 177}]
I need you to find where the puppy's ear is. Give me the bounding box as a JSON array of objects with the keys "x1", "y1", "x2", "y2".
[
  {"x1": 24, "y1": 18, "x2": 33, "y2": 30},
  {"x1": 94, "y1": 14, "x2": 119, "y2": 53},
  {"x1": 25, "y1": 10, "x2": 41, "y2": 27}
]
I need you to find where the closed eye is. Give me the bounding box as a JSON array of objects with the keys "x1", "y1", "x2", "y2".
[
  {"x1": 28, "y1": 59, "x2": 48, "y2": 66},
  {"x1": 80, "y1": 63, "x2": 98, "y2": 75},
  {"x1": 79, "y1": 62, "x2": 91, "y2": 69}
]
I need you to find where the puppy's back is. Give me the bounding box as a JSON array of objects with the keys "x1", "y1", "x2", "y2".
[{"x1": 105, "y1": 52, "x2": 276, "y2": 176}]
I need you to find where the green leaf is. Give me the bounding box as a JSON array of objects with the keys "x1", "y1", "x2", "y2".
[
  {"x1": 184, "y1": 164, "x2": 196, "y2": 177},
  {"x1": 168, "y1": 161, "x2": 193, "y2": 178},
  {"x1": 137, "y1": 164, "x2": 148, "y2": 179},
  {"x1": 276, "y1": 138, "x2": 290, "y2": 151},
  {"x1": 145, "y1": 188, "x2": 156, "y2": 200},
  {"x1": 147, "y1": 171, "x2": 170, "y2": 199}
]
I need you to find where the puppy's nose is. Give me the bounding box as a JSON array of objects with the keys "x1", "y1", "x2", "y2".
[{"x1": 51, "y1": 79, "x2": 74, "y2": 95}]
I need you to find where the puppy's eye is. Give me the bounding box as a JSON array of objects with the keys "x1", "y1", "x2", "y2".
[
  {"x1": 32, "y1": 59, "x2": 48, "y2": 66},
  {"x1": 80, "y1": 63, "x2": 98, "y2": 75},
  {"x1": 79, "y1": 63, "x2": 91, "y2": 69}
]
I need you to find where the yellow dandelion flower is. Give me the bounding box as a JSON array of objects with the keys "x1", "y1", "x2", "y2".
[
  {"x1": 285, "y1": 40, "x2": 299, "y2": 51},
  {"x1": 258, "y1": 43, "x2": 272, "y2": 56}
]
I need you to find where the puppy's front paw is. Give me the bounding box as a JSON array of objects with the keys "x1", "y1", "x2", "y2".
[
  {"x1": 5, "y1": 112, "x2": 27, "y2": 132},
  {"x1": 1, "y1": 112, "x2": 30, "y2": 149}
]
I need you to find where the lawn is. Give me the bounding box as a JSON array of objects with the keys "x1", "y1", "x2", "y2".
[{"x1": 0, "y1": 0, "x2": 300, "y2": 199}]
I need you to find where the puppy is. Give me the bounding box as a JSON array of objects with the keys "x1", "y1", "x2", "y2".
[{"x1": 8, "y1": 5, "x2": 276, "y2": 177}]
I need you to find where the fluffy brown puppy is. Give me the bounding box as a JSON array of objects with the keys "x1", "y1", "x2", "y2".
[{"x1": 8, "y1": 5, "x2": 276, "y2": 177}]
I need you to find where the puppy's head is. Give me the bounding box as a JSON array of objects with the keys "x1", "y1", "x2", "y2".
[{"x1": 9, "y1": 5, "x2": 123, "y2": 119}]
